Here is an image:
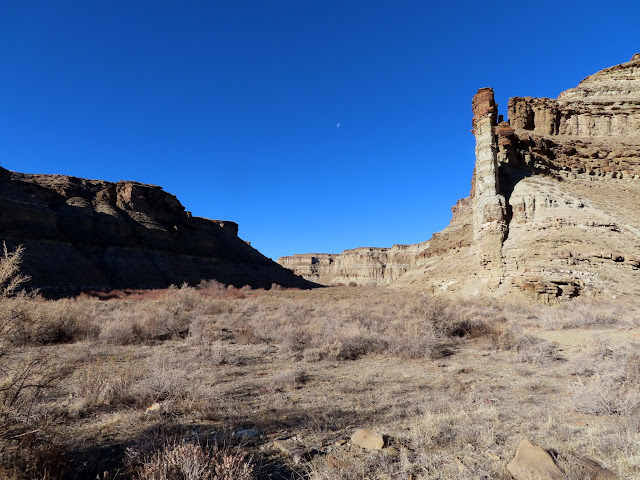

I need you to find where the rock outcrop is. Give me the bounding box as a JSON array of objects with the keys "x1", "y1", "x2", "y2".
[
  {"x1": 279, "y1": 54, "x2": 640, "y2": 301},
  {"x1": 0, "y1": 168, "x2": 317, "y2": 295},
  {"x1": 507, "y1": 438, "x2": 563, "y2": 480}
]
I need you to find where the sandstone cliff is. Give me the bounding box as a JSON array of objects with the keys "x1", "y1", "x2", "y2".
[
  {"x1": 279, "y1": 54, "x2": 640, "y2": 301},
  {"x1": 278, "y1": 242, "x2": 428, "y2": 286},
  {"x1": 0, "y1": 168, "x2": 317, "y2": 295}
]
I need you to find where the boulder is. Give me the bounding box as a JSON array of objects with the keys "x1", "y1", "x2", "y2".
[
  {"x1": 350, "y1": 429, "x2": 385, "y2": 450},
  {"x1": 273, "y1": 439, "x2": 311, "y2": 465},
  {"x1": 507, "y1": 438, "x2": 563, "y2": 480},
  {"x1": 575, "y1": 457, "x2": 618, "y2": 479}
]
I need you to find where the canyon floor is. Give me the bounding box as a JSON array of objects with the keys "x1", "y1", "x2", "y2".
[{"x1": 1, "y1": 285, "x2": 639, "y2": 480}]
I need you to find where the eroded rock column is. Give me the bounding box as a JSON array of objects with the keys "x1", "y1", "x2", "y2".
[{"x1": 471, "y1": 88, "x2": 507, "y2": 285}]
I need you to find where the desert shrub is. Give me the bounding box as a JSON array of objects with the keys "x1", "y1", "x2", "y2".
[
  {"x1": 302, "y1": 341, "x2": 344, "y2": 362},
  {"x1": 135, "y1": 441, "x2": 253, "y2": 480},
  {"x1": 0, "y1": 242, "x2": 30, "y2": 298},
  {"x1": 4, "y1": 298, "x2": 91, "y2": 345},
  {"x1": 197, "y1": 279, "x2": 228, "y2": 296},
  {"x1": 0, "y1": 349, "x2": 59, "y2": 419},
  {"x1": 96, "y1": 300, "x2": 192, "y2": 345},
  {"x1": 305, "y1": 451, "x2": 403, "y2": 480},
  {"x1": 0, "y1": 429, "x2": 67, "y2": 480},
  {"x1": 188, "y1": 315, "x2": 232, "y2": 344},
  {"x1": 98, "y1": 311, "x2": 143, "y2": 345},
  {"x1": 482, "y1": 321, "x2": 517, "y2": 351},
  {"x1": 197, "y1": 280, "x2": 250, "y2": 300},
  {"x1": 571, "y1": 339, "x2": 640, "y2": 415},
  {"x1": 133, "y1": 355, "x2": 193, "y2": 404},
  {"x1": 406, "y1": 296, "x2": 460, "y2": 337},
  {"x1": 86, "y1": 282, "x2": 241, "y2": 346},
  {"x1": 271, "y1": 367, "x2": 308, "y2": 390},
  {"x1": 515, "y1": 334, "x2": 558, "y2": 364},
  {"x1": 572, "y1": 373, "x2": 640, "y2": 415},
  {"x1": 197, "y1": 292, "x2": 492, "y2": 361},
  {"x1": 388, "y1": 333, "x2": 438, "y2": 359},
  {"x1": 72, "y1": 364, "x2": 136, "y2": 411},
  {"x1": 155, "y1": 284, "x2": 201, "y2": 336},
  {"x1": 302, "y1": 338, "x2": 383, "y2": 361},
  {"x1": 235, "y1": 325, "x2": 261, "y2": 345},
  {"x1": 0, "y1": 245, "x2": 63, "y2": 421},
  {"x1": 207, "y1": 341, "x2": 235, "y2": 365},
  {"x1": 539, "y1": 298, "x2": 634, "y2": 330},
  {"x1": 201, "y1": 299, "x2": 236, "y2": 317},
  {"x1": 476, "y1": 322, "x2": 535, "y2": 353},
  {"x1": 334, "y1": 336, "x2": 386, "y2": 360},
  {"x1": 310, "y1": 311, "x2": 388, "y2": 360},
  {"x1": 280, "y1": 327, "x2": 316, "y2": 359}
]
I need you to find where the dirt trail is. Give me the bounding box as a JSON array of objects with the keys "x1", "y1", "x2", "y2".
[{"x1": 537, "y1": 327, "x2": 640, "y2": 349}]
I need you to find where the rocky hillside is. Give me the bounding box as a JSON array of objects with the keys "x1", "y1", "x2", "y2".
[
  {"x1": 279, "y1": 54, "x2": 640, "y2": 302},
  {"x1": 0, "y1": 168, "x2": 317, "y2": 295}
]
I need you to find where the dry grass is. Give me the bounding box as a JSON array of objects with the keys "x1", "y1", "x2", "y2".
[
  {"x1": 134, "y1": 440, "x2": 253, "y2": 480},
  {"x1": 1, "y1": 275, "x2": 639, "y2": 479}
]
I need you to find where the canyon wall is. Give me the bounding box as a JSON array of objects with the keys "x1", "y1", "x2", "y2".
[
  {"x1": 279, "y1": 243, "x2": 427, "y2": 286},
  {"x1": 279, "y1": 54, "x2": 640, "y2": 301},
  {"x1": 0, "y1": 169, "x2": 317, "y2": 295}
]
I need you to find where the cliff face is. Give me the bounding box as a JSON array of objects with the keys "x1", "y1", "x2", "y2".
[
  {"x1": 279, "y1": 54, "x2": 640, "y2": 301},
  {"x1": 278, "y1": 243, "x2": 427, "y2": 286},
  {"x1": 0, "y1": 169, "x2": 317, "y2": 295}
]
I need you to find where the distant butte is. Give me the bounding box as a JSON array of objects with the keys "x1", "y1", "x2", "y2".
[{"x1": 279, "y1": 54, "x2": 640, "y2": 302}]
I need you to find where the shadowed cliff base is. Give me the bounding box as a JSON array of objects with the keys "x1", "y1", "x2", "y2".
[{"x1": 0, "y1": 167, "x2": 318, "y2": 297}]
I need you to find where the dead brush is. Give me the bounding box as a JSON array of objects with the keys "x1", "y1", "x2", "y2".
[
  {"x1": 302, "y1": 341, "x2": 344, "y2": 362},
  {"x1": 270, "y1": 367, "x2": 308, "y2": 390},
  {"x1": 203, "y1": 341, "x2": 232, "y2": 366},
  {"x1": 280, "y1": 329, "x2": 311, "y2": 359},
  {"x1": 0, "y1": 245, "x2": 65, "y2": 423},
  {"x1": 71, "y1": 363, "x2": 137, "y2": 412},
  {"x1": 571, "y1": 346, "x2": 640, "y2": 415},
  {"x1": 235, "y1": 325, "x2": 260, "y2": 344},
  {"x1": 197, "y1": 280, "x2": 251, "y2": 300},
  {"x1": 0, "y1": 349, "x2": 61, "y2": 419},
  {"x1": 3, "y1": 297, "x2": 87, "y2": 345},
  {"x1": 98, "y1": 311, "x2": 144, "y2": 345},
  {"x1": 305, "y1": 447, "x2": 404, "y2": 480},
  {"x1": 188, "y1": 314, "x2": 233, "y2": 343},
  {"x1": 132, "y1": 439, "x2": 254, "y2": 480},
  {"x1": 135, "y1": 359, "x2": 189, "y2": 404},
  {"x1": 387, "y1": 332, "x2": 438, "y2": 359},
  {"x1": 0, "y1": 428, "x2": 67, "y2": 480},
  {"x1": 0, "y1": 242, "x2": 30, "y2": 298}
]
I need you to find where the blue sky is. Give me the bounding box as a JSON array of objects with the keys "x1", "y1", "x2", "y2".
[{"x1": 1, "y1": 1, "x2": 638, "y2": 260}]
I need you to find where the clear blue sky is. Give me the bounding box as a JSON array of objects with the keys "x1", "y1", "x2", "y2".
[{"x1": 1, "y1": 1, "x2": 638, "y2": 260}]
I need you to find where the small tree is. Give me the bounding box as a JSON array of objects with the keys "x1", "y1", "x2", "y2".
[{"x1": 0, "y1": 242, "x2": 30, "y2": 298}]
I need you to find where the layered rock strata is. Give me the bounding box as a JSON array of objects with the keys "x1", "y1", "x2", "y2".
[
  {"x1": 279, "y1": 243, "x2": 427, "y2": 286},
  {"x1": 0, "y1": 168, "x2": 317, "y2": 295},
  {"x1": 279, "y1": 54, "x2": 640, "y2": 301},
  {"x1": 471, "y1": 88, "x2": 508, "y2": 287}
]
